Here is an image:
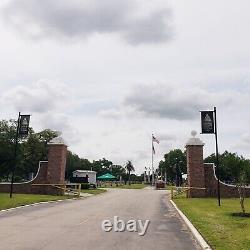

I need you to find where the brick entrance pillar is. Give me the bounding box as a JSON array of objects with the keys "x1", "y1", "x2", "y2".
[
  {"x1": 185, "y1": 131, "x2": 206, "y2": 197},
  {"x1": 47, "y1": 137, "x2": 67, "y2": 184}
]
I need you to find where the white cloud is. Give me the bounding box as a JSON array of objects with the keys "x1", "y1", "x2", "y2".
[
  {"x1": 233, "y1": 133, "x2": 250, "y2": 153},
  {"x1": 0, "y1": 79, "x2": 81, "y2": 144},
  {"x1": 0, "y1": 0, "x2": 173, "y2": 45},
  {"x1": 1, "y1": 79, "x2": 71, "y2": 113},
  {"x1": 38, "y1": 112, "x2": 81, "y2": 145},
  {"x1": 124, "y1": 83, "x2": 235, "y2": 120},
  {"x1": 100, "y1": 83, "x2": 236, "y2": 121},
  {"x1": 98, "y1": 109, "x2": 122, "y2": 120},
  {"x1": 156, "y1": 133, "x2": 176, "y2": 142}
]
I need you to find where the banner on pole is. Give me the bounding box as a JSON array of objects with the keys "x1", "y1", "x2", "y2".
[
  {"x1": 201, "y1": 111, "x2": 214, "y2": 134},
  {"x1": 19, "y1": 115, "x2": 30, "y2": 135}
]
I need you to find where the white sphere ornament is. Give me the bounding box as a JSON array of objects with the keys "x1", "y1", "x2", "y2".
[
  {"x1": 191, "y1": 130, "x2": 197, "y2": 137},
  {"x1": 186, "y1": 130, "x2": 204, "y2": 146}
]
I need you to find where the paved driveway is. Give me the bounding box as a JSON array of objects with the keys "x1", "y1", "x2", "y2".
[{"x1": 0, "y1": 188, "x2": 200, "y2": 250}]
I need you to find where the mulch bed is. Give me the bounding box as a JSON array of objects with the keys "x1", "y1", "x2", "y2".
[{"x1": 231, "y1": 212, "x2": 250, "y2": 217}]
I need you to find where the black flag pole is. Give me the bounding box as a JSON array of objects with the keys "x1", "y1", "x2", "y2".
[
  {"x1": 10, "y1": 113, "x2": 31, "y2": 198},
  {"x1": 200, "y1": 107, "x2": 221, "y2": 206},
  {"x1": 10, "y1": 112, "x2": 21, "y2": 198},
  {"x1": 214, "y1": 107, "x2": 221, "y2": 206}
]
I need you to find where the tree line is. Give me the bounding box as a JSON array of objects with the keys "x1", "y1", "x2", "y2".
[
  {"x1": 0, "y1": 119, "x2": 141, "y2": 182},
  {"x1": 66, "y1": 152, "x2": 140, "y2": 182},
  {"x1": 158, "y1": 149, "x2": 250, "y2": 185}
]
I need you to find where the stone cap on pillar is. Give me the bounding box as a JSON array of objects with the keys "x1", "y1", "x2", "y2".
[
  {"x1": 185, "y1": 130, "x2": 204, "y2": 147},
  {"x1": 48, "y1": 136, "x2": 68, "y2": 146}
]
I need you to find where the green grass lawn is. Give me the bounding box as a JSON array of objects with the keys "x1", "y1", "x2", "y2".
[
  {"x1": 174, "y1": 197, "x2": 250, "y2": 250},
  {"x1": 80, "y1": 188, "x2": 107, "y2": 195},
  {"x1": 0, "y1": 193, "x2": 69, "y2": 210}
]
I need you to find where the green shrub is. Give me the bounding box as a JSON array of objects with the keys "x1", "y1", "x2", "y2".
[{"x1": 81, "y1": 183, "x2": 90, "y2": 189}]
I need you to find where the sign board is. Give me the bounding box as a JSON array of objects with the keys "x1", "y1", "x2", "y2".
[
  {"x1": 201, "y1": 111, "x2": 214, "y2": 134},
  {"x1": 19, "y1": 115, "x2": 30, "y2": 135}
]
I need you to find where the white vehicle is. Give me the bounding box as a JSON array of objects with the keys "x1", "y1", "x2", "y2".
[{"x1": 72, "y1": 170, "x2": 97, "y2": 185}]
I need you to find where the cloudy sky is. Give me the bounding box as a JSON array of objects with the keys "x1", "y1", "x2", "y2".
[{"x1": 1, "y1": 0, "x2": 250, "y2": 173}]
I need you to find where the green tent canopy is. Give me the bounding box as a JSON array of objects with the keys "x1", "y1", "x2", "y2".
[{"x1": 97, "y1": 173, "x2": 116, "y2": 181}]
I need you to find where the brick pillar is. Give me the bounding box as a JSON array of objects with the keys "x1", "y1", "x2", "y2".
[
  {"x1": 47, "y1": 137, "x2": 67, "y2": 184},
  {"x1": 185, "y1": 131, "x2": 206, "y2": 197}
]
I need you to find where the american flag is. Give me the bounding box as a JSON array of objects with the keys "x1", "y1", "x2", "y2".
[
  {"x1": 152, "y1": 144, "x2": 155, "y2": 154},
  {"x1": 152, "y1": 135, "x2": 160, "y2": 144}
]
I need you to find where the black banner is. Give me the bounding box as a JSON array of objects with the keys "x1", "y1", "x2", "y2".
[
  {"x1": 201, "y1": 111, "x2": 214, "y2": 134},
  {"x1": 19, "y1": 115, "x2": 30, "y2": 135}
]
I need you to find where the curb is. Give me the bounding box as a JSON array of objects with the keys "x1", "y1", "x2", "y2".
[
  {"x1": 0, "y1": 190, "x2": 108, "y2": 214},
  {"x1": 0, "y1": 197, "x2": 81, "y2": 213},
  {"x1": 170, "y1": 199, "x2": 212, "y2": 250}
]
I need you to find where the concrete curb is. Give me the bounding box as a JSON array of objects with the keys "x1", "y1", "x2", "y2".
[
  {"x1": 170, "y1": 199, "x2": 212, "y2": 250},
  {"x1": 0, "y1": 197, "x2": 81, "y2": 213},
  {"x1": 0, "y1": 190, "x2": 108, "y2": 214}
]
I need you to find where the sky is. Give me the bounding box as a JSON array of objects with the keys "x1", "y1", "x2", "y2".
[{"x1": 1, "y1": 0, "x2": 250, "y2": 174}]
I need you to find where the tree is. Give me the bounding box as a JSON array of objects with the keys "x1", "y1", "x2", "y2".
[
  {"x1": 17, "y1": 129, "x2": 58, "y2": 179},
  {"x1": 110, "y1": 164, "x2": 126, "y2": 179},
  {"x1": 65, "y1": 151, "x2": 93, "y2": 179},
  {"x1": 205, "y1": 151, "x2": 249, "y2": 183},
  {"x1": 125, "y1": 160, "x2": 135, "y2": 185},
  {"x1": 233, "y1": 160, "x2": 250, "y2": 214},
  {"x1": 92, "y1": 158, "x2": 113, "y2": 176},
  {"x1": 18, "y1": 133, "x2": 44, "y2": 179},
  {"x1": 158, "y1": 149, "x2": 186, "y2": 184},
  {"x1": 129, "y1": 173, "x2": 143, "y2": 182},
  {"x1": 0, "y1": 120, "x2": 16, "y2": 180}
]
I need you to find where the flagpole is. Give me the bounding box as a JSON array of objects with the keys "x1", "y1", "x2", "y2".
[
  {"x1": 152, "y1": 134, "x2": 154, "y2": 186},
  {"x1": 214, "y1": 107, "x2": 221, "y2": 206}
]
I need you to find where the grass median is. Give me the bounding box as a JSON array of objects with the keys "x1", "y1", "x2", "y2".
[
  {"x1": 0, "y1": 193, "x2": 69, "y2": 210},
  {"x1": 174, "y1": 197, "x2": 250, "y2": 250}
]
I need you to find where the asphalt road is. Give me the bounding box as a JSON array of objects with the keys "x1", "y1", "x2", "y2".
[{"x1": 0, "y1": 188, "x2": 201, "y2": 250}]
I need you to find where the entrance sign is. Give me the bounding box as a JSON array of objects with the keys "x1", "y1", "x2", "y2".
[
  {"x1": 19, "y1": 115, "x2": 30, "y2": 135},
  {"x1": 201, "y1": 111, "x2": 214, "y2": 134}
]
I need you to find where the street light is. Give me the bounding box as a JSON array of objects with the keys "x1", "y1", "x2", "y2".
[{"x1": 175, "y1": 158, "x2": 183, "y2": 187}]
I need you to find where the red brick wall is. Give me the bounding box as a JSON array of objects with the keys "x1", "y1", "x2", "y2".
[
  {"x1": 204, "y1": 163, "x2": 250, "y2": 198},
  {"x1": 0, "y1": 162, "x2": 60, "y2": 195}
]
